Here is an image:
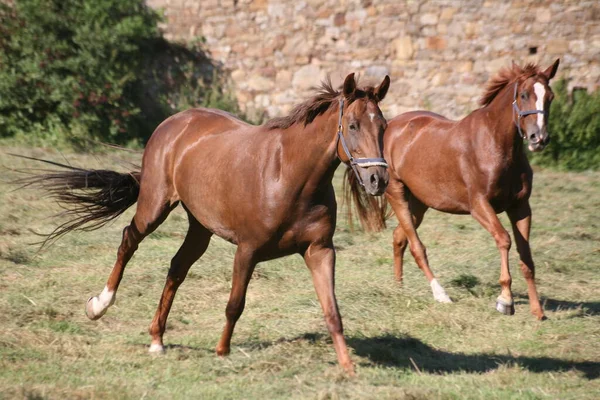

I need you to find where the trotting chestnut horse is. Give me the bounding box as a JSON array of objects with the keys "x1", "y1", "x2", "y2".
[
  {"x1": 21, "y1": 73, "x2": 391, "y2": 374},
  {"x1": 348, "y1": 60, "x2": 559, "y2": 320}
]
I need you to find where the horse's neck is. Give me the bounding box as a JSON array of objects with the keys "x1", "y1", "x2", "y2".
[
  {"x1": 284, "y1": 112, "x2": 341, "y2": 190},
  {"x1": 483, "y1": 84, "x2": 525, "y2": 161}
]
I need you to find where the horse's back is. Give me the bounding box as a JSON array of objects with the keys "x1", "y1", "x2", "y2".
[
  {"x1": 148, "y1": 108, "x2": 252, "y2": 148},
  {"x1": 384, "y1": 110, "x2": 471, "y2": 213},
  {"x1": 141, "y1": 107, "x2": 254, "y2": 176},
  {"x1": 384, "y1": 110, "x2": 461, "y2": 167}
]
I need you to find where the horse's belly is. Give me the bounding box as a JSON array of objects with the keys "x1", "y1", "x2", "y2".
[{"x1": 405, "y1": 177, "x2": 470, "y2": 214}]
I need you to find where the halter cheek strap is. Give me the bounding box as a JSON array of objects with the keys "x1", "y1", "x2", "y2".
[
  {"x1": 336, "y1": 98, "x2": 388, "y2": 186},
  {"x1": 512, "y1": 82, "x2": 545, "y2": 140}
]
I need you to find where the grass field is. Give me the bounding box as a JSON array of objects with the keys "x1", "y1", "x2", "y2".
[{"x1": 1, "y1": 146, "x2": 599, "y2": 399}]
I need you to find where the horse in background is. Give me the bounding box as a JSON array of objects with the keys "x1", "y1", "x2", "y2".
[
  {"x1": 19, "y1": 73, "x2": 391, "y2": 374},
  {"x1": 347, "y1": 60, "x2": 559, "y2": 320}
]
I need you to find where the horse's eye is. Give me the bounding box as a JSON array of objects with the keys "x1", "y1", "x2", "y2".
[
  {"x1": 349, "y1": 123, "x2": 358, "y2": 131},
  {"x1": 520, "y1": 92, "x2": 527, "y2": 100}
]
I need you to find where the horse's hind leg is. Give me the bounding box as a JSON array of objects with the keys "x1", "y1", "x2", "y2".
[
  {"x1": 148, "y1": 211, "x2": 212, "y2": 353},
  {"x1": 507, "y1": 201, "x2": 545, "y2": 320},
  {"x1": 391, "y1": 194, "x2": 428, "y2": 283},
  {"x1": 85, "y1": 185, "x2": 174, "y2": 320},
  {"x1": 387, "y1": 181, "x2": 451, "y2": 303}
]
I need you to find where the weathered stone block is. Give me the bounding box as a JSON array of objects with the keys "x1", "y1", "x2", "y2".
[
  {"x1": 547, "y1": 39, "x2": 569, "y2": 54},
  {"x1": 458, "y1": 61, "x2": 474, "y2": 73},
  {"x1": 393, "y1": 36, "x2": 414, "y2": 60},
  {"x1": 231, "y1": 69, "x2": 246, "y2": 82},
  {"x1": 334, "y1": 12, "x2": 345, "y2": 26},
  {"x1": 292, "y1": 64, "x2": 323, "y2": 89},
  {"x1": 569, "y1": 39, "x2": 585, "y2": 53},
  {"x1": 440, "y1": 7, "x2": 457, "y2": 21},
  {"x1": 249, "y1": 0, "x2": 268, "y2": 12},
  {"x1": 275, "y1": 69, "x2": 293, "y2": 88},
  {"x1": 247, "y1": 75, "x2": 275, "y2": 91},
  {"x1": 536, "y1": 8, "x2": 552, "y2": 23},
  {"x1": 365, "y1": 65, "x2": 390, "y2": 79},
  {"x1": 426, "y1": 36, "x2": 447, "y2": 50},
  {"x1": 420, "y1": 13, "x2": 439, "y2": 26},
  {"x1": 431, "y1": 72, "x2": 448, "y2": 86}
]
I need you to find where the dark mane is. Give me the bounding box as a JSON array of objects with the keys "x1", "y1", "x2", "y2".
[
  {"x1": 479, "y1": 63, "x2": 543, "y2": 107},
  {"x1": 265, "y1": 77, "x2": 375, "y2": 130}
]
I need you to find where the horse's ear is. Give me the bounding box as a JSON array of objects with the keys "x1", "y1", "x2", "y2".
[
  {"x1": 343, "y1": 73, "x2": 356, "y2": 97},
  {"x1": 375, "y1": 75, "x2": 390, "y2": 102},
  {"x1": 542, "y1": 58, "x2": 560, "y2": 80}
]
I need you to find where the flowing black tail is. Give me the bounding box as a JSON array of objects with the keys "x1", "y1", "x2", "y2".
[{"x1": 11, "y1": 155, "x2": 141, "y2": 247}]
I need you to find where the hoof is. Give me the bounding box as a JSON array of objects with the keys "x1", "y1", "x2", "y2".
[
  {"x1": 430, "y1": 279, "x2": 453, "y2": 303},
  {"x1": 535, "y1": 313, "x2": 547, "y2": 321},
  {"x1": 215, "y1": 346, "x2": 230, "y2": 357},
  {"x1": 85, "y1": 297, "x2": 104, "y2": 320},
  {"x1": 85, "y1": 288, "x2": 115, "y2": 320},
  {"x1": 495, "y1": 297, "x2": 515, "y2": 315},
  {"x1": 149, "y1": 343, "x2": 165, "y2": 354},
  {"x1": 434, "y1": 293, "x2": 453, "y2": 304},
  {"x1": 342, "y1": 362, "x2": 356, "y2": 377}
]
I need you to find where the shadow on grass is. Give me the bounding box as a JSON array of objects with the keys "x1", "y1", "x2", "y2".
[
  {"x1": 243, "y1": 332, "x2": 324, "y2": 351},
  {"x1": 542, "y1": 298, "x2": 600, "y2": 316},
  {"x1": 514, "y1": 294, "x2": 600, "y2": 316},
  {"x1": 132, "y1": 332, "x2": 600, "y2": 379},
  {"x1": 130, "y1": 342, "x2": 214, "y2": 354},
  {"x1": 347, "y1": 334, "x2": 600, "y2": 379}
]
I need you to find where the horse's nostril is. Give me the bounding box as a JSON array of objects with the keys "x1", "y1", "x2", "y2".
[
  {"x1": 370, "y1": 174, "x2": 378, "y2": 185},
  {"x1": 530, "y1": 134, "x2": 536, "y2": 140}
]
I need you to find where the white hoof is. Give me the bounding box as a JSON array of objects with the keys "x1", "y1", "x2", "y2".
[
  {"x1": 431, "y1": 279, "x2": 453, "y2": 303},
  {"x1": 149, "y1": 343, "x2": 165, "y2": 354},
  {"x1": 85, "y1": 286, "x2": 115, "y2": 320}
]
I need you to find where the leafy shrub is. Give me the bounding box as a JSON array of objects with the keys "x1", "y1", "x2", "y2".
[
  {"x1": 0, "y1": 0, "x2": 242, "y2": 148},
  {"x1": 530, "y1": 80, "x2": 600, "y2": 171}
]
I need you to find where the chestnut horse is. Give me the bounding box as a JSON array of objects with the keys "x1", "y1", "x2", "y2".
[
  {"x1": 21, "y1": 73, "x2": 390, "y2": 374},
  {"x1": 349, "y1": 60, "x2": 559, "y2": 320}
]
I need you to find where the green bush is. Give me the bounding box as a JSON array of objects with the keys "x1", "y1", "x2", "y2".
[
  {"x1": 530, "y1": 79, "x2": 600, "y2": 171},
  {"x1": 0, "y1": 0, "x2": 242, "y2": 148}
]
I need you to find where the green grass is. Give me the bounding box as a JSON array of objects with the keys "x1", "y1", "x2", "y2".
[{"x1": 1, "y1": 146, "x2": 599, "y2": 399}]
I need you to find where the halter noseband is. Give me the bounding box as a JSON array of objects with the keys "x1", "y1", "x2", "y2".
[
  {"x1": 512, "y1": 82, "x2": 545, "y2": 140},
  {"x1": 336, "y1": 98, "x2": 388, "y2": 186}
]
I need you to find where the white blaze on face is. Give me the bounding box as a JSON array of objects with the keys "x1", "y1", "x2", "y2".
[
  {"x1": 369, "y1": 112, "x2": 375, "y2": 122},
  {"x1": 533, "y1": 82, "x2": 546, "y2": 131}
]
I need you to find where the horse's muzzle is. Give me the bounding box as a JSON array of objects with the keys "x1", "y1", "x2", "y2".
[
  {"x1": 362, "y1": 167, "x2": 389, "y2": 196},
  {"x1": 528, "y1": 133, "x2": 550, "y2": 152}
]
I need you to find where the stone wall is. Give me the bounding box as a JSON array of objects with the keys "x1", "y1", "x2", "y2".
[{"x1": 146, "y1": 0, "x2": 600, "y2": 120}]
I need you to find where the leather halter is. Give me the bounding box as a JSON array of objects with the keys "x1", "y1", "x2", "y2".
[
  {"x1": 512, "y1": 82, "x2": 545, "y2": 140},
  {"x1": 336, "y1": 98, "x2": 388, "y2": 187}
]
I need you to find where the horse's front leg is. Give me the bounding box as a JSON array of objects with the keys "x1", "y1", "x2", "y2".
[
  {"x1": 215, "y1": 245, "x2": 257, "y2": 356},
  {"x1": 303, "y1": 241, "x2": 354, "y2": 375},
  {"x1": 507, "y1": 201, "x2": 545, "y2": 320},
  {"x1": 470, "y1": 197, "x2": 514, "y2": 315}
]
